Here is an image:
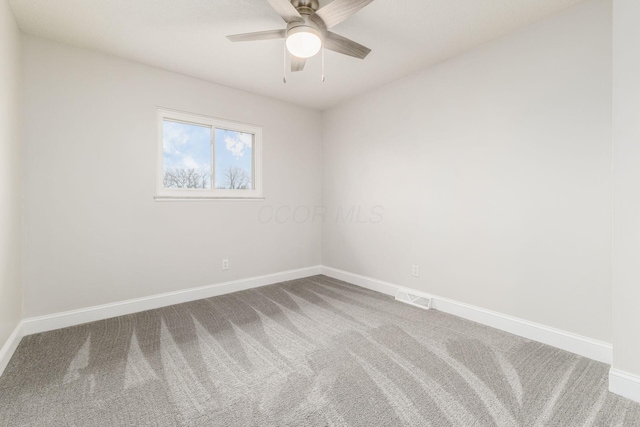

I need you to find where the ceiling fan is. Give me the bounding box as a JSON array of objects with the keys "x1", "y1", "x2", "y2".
[{"x1": 227, "y1": 0, "x2": 374, "y2": 78}]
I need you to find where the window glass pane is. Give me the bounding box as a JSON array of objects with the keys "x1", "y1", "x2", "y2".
[
  {"x1": 215, "y1": 128, "x2": 254, "y2": 190},
  {"x1": 163, "y1": 120, "x2": 211, "y2": 189}
]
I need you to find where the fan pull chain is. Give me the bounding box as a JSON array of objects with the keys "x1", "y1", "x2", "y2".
[
  {"x1": 283, "y1": 41, "x2": 287, "y2": 84},
  {"x1": 321, "y1": 45, "x2": 326, "y2": 82}
]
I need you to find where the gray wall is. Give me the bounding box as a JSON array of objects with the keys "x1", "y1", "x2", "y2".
[
  {"x1": 0, "y1": 0, "x2": 22, "y2": 349},
  {"x1": 21, "y1": 36, "x2": 323, "y2": 317},
  {"x1": 612, "y1": 0, "x2": 640, "y2": 376},
  {"x1": 16, "y1": 0, "x2": 617, "y2": 349},
  {"x1": 321, "y1": 0, "x2": 613, "y2": 342}
]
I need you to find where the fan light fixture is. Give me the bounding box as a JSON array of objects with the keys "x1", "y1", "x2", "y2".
[{"x1": 285, "y1": 26, "x2": 321, "y2": 58}]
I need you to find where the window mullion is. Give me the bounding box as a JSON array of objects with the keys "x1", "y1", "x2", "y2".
[{"x1": 210, "y1": 127, "x2": 215, "y2": 192}]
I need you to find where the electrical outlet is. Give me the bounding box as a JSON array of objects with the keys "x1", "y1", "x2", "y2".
[
  {"x1": 222, "y1": 259, "x2": 229, "y2": 270},
  {"x1": 412, "y1": 264, "x2": 419, "y2": 277}
]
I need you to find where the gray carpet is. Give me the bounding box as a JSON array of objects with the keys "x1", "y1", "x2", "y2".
[{"x1": 1, "y1": 275, "x2": 638, "y2": 426}]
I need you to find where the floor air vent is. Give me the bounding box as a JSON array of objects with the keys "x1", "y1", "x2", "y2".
[{"x1": 395, "y1": 290, "x2": 432, "y2": 310}]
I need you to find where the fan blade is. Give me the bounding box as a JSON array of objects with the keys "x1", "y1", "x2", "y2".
[
  {"x1": 312, "y1": 0, "x2": 373, "y2": 29},
  {"x1": 324, "y1": 32, "x2": 371, "y2": 59},
  {"x1": 227, "y1": 29, "x2": 286, "y2": 42},
  {"x1": 291, "y1": 56, "x2": 306, "y2": 72},
  {"x1": 267, "y1": 0, "x2": 304, "y2": 23}
]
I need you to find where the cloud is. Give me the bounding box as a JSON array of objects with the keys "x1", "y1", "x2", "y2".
[
  {"x1": 182, "y1": 155, "x2": 200, "y2": 169},
  {"x1": 163, "y1": 122, "x2": 190, "y2": 154},
  {"x1": 225, "y1": 132, "x2": 252, "y2": 159}
]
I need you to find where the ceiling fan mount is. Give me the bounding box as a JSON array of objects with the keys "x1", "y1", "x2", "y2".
[
  {"x1": 227, "y1": 0, "x2": 374, "y2": 74},
  {"x1": 290, "y1": 0, "x2": 320, "y2": 16}
]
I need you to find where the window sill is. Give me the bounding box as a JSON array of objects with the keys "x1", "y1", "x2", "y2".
[{"x1": 154, "y1": 195, "x2": 265, "y2": 202}]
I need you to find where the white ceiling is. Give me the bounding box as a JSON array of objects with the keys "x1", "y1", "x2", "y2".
[{"x1": 10, "y1": 0, "x2": 586, "y2": 110}]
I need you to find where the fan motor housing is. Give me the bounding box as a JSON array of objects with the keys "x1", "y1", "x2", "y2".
[{"x1": 286, "y1": 17, "x2": 322, "y2": 39}]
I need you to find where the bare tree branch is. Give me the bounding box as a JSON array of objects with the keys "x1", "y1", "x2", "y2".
[
  {"x1": 164, "y1": 167, "x2": 251, "y2": 190},
  {"x1": 220, "y1": 166, "x2": 251, "y2": 189},
  {"x1": 163, "y1": 168, "x2": 210, "y2": 189}
]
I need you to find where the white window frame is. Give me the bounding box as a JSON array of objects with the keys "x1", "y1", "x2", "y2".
[{"x1": 156, "y1": 108, "x2": 263, "y2": 200}]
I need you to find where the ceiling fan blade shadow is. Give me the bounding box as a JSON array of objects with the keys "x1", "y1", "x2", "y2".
[
  {"x1": 312, "y1": 0, "x2": 374, "y2": 29},
  {"x1": 291, "y1": 56, "x2": 306, "y2": 72},
  {"x1": 227, "y1": 29, "x2": 286, "y2": 42},
  {"x1": 267, "y1": 0, "x2": 304, "y2": 23},
  {"x1": 324, "y1": 32, "x2": 371, "y2": 59}
]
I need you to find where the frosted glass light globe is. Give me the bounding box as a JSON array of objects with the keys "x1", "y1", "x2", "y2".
[{"x1": 286, "y1": 29, "x2": 322, "y2": 59}]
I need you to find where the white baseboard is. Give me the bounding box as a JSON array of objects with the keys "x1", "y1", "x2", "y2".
[
  {"x1": 321, "y1": 267, "x2": 398, "y2": 296},
  {"x1": 0, "y1": 321, "x2": 24, "y2": 377},
  {"x1": 320, "y1": 266, "x2": 613, "y2": 364},
  {"x1": 21, "y1": 265, "x2": 322, "y2": 336},
  {"x1": 609, "y1": 369, "x2": 640, "y2": 404},
  {"x1": 2, "y1": 264, "x2": 614, "y2": 379}
]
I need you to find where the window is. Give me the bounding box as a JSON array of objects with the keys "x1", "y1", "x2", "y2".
[{"x1": 156, "y1": 109, "x2": 262, "y2": 199}]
